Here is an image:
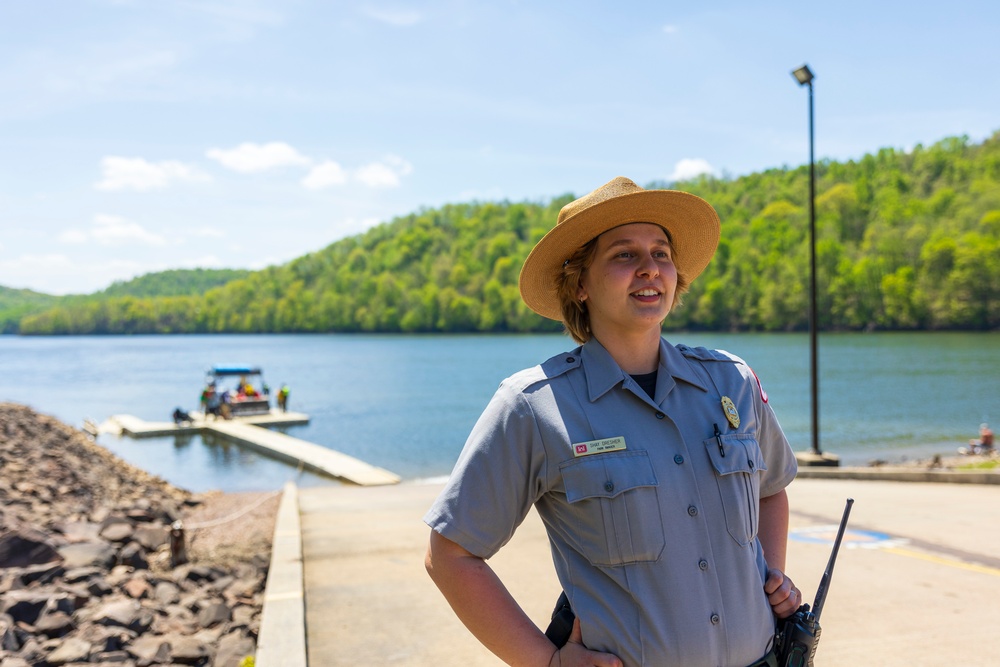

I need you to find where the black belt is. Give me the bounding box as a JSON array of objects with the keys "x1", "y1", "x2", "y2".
[{"x1": 746, "y1": 647, "x2": 779, "y2": 667}]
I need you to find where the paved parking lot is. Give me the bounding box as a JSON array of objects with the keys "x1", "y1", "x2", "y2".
[{"x1": 295, "y1": 477, "x2": 1000, "y2": 666}]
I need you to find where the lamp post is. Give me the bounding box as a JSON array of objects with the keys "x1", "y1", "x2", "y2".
[{"x1": 791, "y1": 64, "x2": 821, "y2": 458}]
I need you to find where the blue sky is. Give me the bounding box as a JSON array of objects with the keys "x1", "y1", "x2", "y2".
[{"x1": 2, "y1": 0, "x2": 998, "y2": 295}]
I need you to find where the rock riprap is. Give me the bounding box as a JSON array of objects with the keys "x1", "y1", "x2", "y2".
[{"x1": 1, "y1": 403, "x2": 269, "y2": 667}]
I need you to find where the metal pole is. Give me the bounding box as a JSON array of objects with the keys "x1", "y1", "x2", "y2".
[{"x1": 808, "y1": 80, "x2": 820, "y2": 455}]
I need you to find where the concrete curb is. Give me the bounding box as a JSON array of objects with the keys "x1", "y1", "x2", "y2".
[
  {"x1": 255, "y1": 482, "x2": 307, "y2": 667},
  {"x1": 796, "y1": 466, "x2": 1000, "y2": 484}
]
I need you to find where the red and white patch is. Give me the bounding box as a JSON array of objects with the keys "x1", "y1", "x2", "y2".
[{"x1": 750, "y1": 368, "x2": 768, "y2": 403}]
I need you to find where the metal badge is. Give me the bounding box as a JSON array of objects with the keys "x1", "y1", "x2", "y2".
[{"x1": 721, "y1": 396, "x2": 740, "y2": 428}]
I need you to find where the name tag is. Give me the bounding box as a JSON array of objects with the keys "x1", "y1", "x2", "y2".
[{"x1": 572, "y1": 436, "x2": 627, "y2": 457}]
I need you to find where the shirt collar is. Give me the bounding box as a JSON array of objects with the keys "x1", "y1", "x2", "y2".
[{"x1": 581, "y1": 337, "x2": 709, "y2": 403}]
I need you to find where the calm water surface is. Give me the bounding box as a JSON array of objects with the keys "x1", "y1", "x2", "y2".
[{"x1": 1, "y1": 333, "x2": 996, "y2": 492}]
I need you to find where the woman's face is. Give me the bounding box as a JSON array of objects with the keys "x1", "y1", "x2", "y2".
[{"x1": 577, "y1": 223, "x2": 677, "y2": 339}]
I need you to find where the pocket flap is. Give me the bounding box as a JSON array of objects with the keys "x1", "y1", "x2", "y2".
[
  {"x1": 561, "y1": 452, "x2": 658, "y2": 503},
  {"x1": 705, "y1": 435, "x2": 767, "y2": 476}
]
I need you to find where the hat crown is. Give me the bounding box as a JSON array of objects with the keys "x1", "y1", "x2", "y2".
[
  {"x1": 557, "y1": 176, "x2": 644, "y2": 226},
  {"x1": 520, "y1": 176, "x2": 720, "y2": 322}
]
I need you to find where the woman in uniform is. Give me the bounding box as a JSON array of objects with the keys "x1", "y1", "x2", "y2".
[{"x1": 425, "y1": 177, "x2": 802, "y2": 667}]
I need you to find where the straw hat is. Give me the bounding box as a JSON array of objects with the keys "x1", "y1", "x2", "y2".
[{"x1": 519, "y1": 176, "x2": 721, "y2": 321}]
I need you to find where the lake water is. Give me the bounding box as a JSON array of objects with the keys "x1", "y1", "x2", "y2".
[{"x1": 1, "y1": 332, "x2": 997, "y2": 493}]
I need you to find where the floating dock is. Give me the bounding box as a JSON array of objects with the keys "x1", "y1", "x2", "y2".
[{"x1": 103, "y1": 412, "x2": 401, "y2": 486}]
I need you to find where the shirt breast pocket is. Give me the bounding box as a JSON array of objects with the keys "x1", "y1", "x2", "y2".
[
  {"x1": 705, "y1": 434, "x2": 767, "y2": 546},
  {"x1": 560, "y1": 451, "x2": 664, "y2": 567}
]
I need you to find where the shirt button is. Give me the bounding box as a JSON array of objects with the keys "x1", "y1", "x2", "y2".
[
  {"x1": 655, "y1": 412, "x2": 665, "y2": 419},
  {"x1": 687, "y1": 505, "x2": 698, "y2": 517},
  {"x1": 699, "y1": 559, "x2": 709, "y2": 571},
  {"x1": 710, "y1": 613, "x2": 721, "y2": 625},
  {"x1": 674, "y1": 454, "x2": 684, "y2": 464},
  {"x1": 566, "y1": 356, "x2": 575, "y2": 363},
  {"x1": 748, "y1": 459, "x2": 755, "y2": 470},
  {"x1": 604, "y1": 481, "x2": 614, "y2": 493}
]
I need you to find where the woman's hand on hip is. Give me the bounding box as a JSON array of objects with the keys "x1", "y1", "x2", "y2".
[{"x1": 548, "y1": 618, "x2": 622, "y2": 667}]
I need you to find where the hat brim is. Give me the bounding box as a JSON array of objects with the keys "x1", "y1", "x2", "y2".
[{"x1": 518, "y1": 189, "x2": 720, "y2": 321}]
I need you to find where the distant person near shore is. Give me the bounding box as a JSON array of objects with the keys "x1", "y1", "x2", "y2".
[
  {"x1": 965, "y1": 422, "x2": 995, "y2": 455},
  {"x1": 424, "y1": 177, "x2": 801, "y2": 667},
  {"x1": 277, "y1": 384, "x2": 290, "y2": 412}
]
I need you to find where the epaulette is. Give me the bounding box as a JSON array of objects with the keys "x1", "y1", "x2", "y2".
[
  {"x1": 502, "y1": 347, "x2": 583, "y2": 392},
  {"x1": 676, "y1": 344, "x2": 742, "y2": 365}
]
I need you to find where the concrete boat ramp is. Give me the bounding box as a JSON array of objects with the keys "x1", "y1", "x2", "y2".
[{"x1": 102, "y1": 412, "x2": 401, "y2": 486}]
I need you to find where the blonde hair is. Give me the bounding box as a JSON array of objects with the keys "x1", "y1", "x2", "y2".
[{"x1": 555, "y1": 227, "x2": 691, "y2": 344}]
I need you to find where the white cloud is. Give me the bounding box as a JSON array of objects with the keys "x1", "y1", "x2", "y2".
[
  {"x1": 383, "y1": 154, "x2": 413, "y2": 176},
  {"x1": 663, "y1": 25, "x2": 678, "y2": 34},
  {"x1": 206, "y1": 141, "x2": 312, "y2": 172},
  {"x1": 91, "y1": 214, "x2": 167, "y2": 246},
  {"x1": 355, "y1": 163, "x2": 399, "y2": 188},
  {"x1": 188, "y1": 227, "x2": 226, "y2": 239},
  {"x1": 57, "y1": 230, "x2": 89, "y2": 244},
  {"x1": 669, "y1": 158, "x2": 716, "y2": 181},
  {"x1": 361, "y1": 7, "x2": 422, "y2": 26},
  {"x1": 175, "y1": 254, "x2": 225, "y2": 267},
  {"x1": 302, "y1": 160, "x2": 348, "y2": 190},
  {"x1": 355, "y1": 155, "x2": 413, "y2": 188},
  {"x1": 95, "y1": 156, "x2": 211, "y2": 191}
]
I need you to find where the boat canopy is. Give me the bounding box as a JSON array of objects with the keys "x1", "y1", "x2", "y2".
[{"x1": 210, "y1": 366, "x2": 263, "y2": 377}]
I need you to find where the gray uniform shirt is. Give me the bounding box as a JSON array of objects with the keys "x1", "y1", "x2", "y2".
[{"x1": 424, "y1": 337, "x2": 798, "y2": 667}]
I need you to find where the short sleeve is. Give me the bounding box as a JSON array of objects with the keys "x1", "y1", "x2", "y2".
[
  {"x1": 423, "y1": 381, "x2": 549, "y2": 559},
  {"x1": 754, "y1": 379, "x2": 798, "y2": 498}
]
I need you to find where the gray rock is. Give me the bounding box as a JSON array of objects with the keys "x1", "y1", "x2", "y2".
[
  {"x1": 58, "y1": 541, "x2": 117, "y2": 569},
  {"x1": 127, "y1": 634, "x2": 172, "y2": 664},
  {"x1": 45, "y1": 635, "x2": 91, "y2": 664},
  {"x1": 58, "y1": 521, "x2": 102, "y2": 543},
  {"x1": 34, "y1": 610, "x2": 75, "y2": 638},
  {"x1": 118, "y1": 542, "x2": 148, "y2": 570},
  {"x1": 196, "y1": 601, "x2": 231, "y2": 628},
  {"x1": 214, "y1": 630, "x2": 256, "y2": 667},
  {"x1": 63, "y1": 565, "x2": 104, "y2": 583},
  {"x1": 1, "y1": 591, "x2": 49, "y2": 625},
  {"x1": 133, "y1": 525, "x2": 168, "y2": 551},
  {"x1": 0, "y1": 529, "x2": 61, "y2": 568},
  {"x1": 87, "y1": 577, "x2": 114, "y2": 597},
  {"x1": 1, "y1": 613, "x2": 21, "y2": 651},
  {"x1": 91, "y1": 648, "x2": 133, "y2": 663},
  {"x1": 153, "y1": 581, "x2": 180, "y2": 605},
  {"x1": 167, "y1": 634, "x2": 210, "y2": 665},
  {"x1": 94, "y1": 598, "x2": 141, "y2": 628},
  {"x1": 100, "y1": 519, "x2": 135, "y2": 544},
  {"x1": 17, "y1": 561, "x2": 64, "y2": 585}
]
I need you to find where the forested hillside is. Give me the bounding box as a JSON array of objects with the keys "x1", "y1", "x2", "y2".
[
  {"x1": 2, "y1": 269, "x2": 249, "y2": 334},
  {"x1": 97, "y1": 268, "x2": 251, "y2": 298},
  {"x1": 0, "y1": 287, "x2": 58, "y2": 334},
  {"x1": 17, "y1": 132, "x2": 1000, "y2": 335}
]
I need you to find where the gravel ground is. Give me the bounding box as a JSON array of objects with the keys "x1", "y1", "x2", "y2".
[{"x1": 181, "y1": 490, "x2": 281, "y2": 569}]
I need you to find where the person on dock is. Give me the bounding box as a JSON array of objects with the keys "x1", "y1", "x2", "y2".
[
  {"x1": 201, "y1": 382, "x2": 222, "y2": 420},
  {"x1": 171, "y1": 407, "x2": 192, "y2": 425},
  {"x1": 277, "y1": 383, "x2": 290, "y2": 412},
  {"x1": 424, "y1": 177, "x2": 801, "y2": 667}
]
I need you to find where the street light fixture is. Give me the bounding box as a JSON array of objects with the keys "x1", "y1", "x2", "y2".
[{"x1": 791, "y1": 63, "x2": 822, "y2": 459}]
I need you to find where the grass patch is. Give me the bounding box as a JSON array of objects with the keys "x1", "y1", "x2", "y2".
[{"x1": 956, "y1": 459, "x2": 1000, "y2": 471}]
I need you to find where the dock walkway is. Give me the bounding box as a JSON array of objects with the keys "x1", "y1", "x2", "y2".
[{"x1": 106, "y1": 412, "x2": 400, "y2": 487}]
